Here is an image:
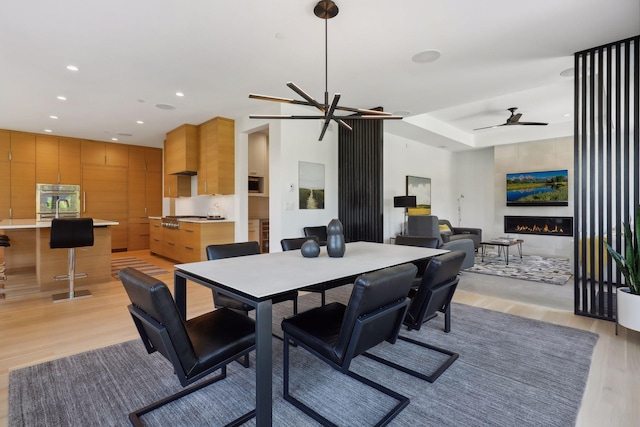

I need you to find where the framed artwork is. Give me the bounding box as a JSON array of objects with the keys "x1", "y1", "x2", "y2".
[
  {"x1": 406, "y1": 175, "x2": 431, "y2": 215},
  {"x1": 298, "y1": 161, "x2": 325, "y2": 209}
]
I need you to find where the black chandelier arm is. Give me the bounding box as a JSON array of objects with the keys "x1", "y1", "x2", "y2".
[
  {"x1": 286, "y1": 82, "x2": 326, "y2": 112},
  {"x1": 248, "y1": 94, "x2": 317, "y2": 107},
  {"x1": 248, "y1": 114, "x2": 402, "y2": 120}
]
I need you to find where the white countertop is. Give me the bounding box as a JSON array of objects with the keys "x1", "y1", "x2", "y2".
[
  {"x1": 148, "y1": 216, "x2": 234, "y2": 224},
  {"x1": 0, "y1": 218, "x2": 119, "y2": 230}
]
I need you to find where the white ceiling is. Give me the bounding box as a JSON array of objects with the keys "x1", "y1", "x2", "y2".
[{"x1": 1, "y1": 0, "x2": 638, "y2": 150}]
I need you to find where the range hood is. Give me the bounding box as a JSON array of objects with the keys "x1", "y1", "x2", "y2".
[{"x1": 171, "y1": 170, "x2": 197, "y2": 176}]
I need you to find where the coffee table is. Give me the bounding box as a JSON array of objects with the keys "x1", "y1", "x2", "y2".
[{"x1": 480, "y1": 238, "x2": 523, "y2": 265}]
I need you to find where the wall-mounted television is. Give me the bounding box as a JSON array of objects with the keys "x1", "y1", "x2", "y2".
[{"x1": 506, "y1": 169, "x2": 569, "y2": 206}]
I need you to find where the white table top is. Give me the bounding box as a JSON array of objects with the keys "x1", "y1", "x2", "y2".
[
  {"x1": 175, "y1": 241, "x2": 448, "y2": 299},
  {"x1": 0, "y1": 218, "x2": 119, "y2": 230}
]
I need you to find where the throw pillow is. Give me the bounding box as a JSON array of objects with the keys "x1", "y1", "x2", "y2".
[{"x1": 439, "y1": 224, "x2": 452, "y2": 234}]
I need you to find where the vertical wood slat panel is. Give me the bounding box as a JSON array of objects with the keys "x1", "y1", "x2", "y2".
[
  {"x1": 574, "y1": 35, "x2": 639, "y2": 321},
  {"x1": 338, "y1": 119, "x2": 383, "y2": 243}
]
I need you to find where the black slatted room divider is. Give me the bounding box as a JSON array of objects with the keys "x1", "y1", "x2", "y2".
[
  {"x1": 574, "y1": 35, "x2": 639, "y2": 320},
  {"x1": 338, "y1": 119, "x2": 384, "y2": 243}
]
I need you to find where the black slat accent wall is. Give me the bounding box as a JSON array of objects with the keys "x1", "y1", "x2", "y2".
[
  {"x1": 338, "y1": 119, "x2": 384, "y2": 243},
  {"x1": 574, "y1": 35, "x2": 639, "y2": 321}
]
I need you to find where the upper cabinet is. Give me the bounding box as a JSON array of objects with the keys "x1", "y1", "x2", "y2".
[
  {"x1": 81, "y1": 140, "x2": 129, "y2": 166},
  {"x1": 5, "y1": 131, "x2": 36, "y2": 218},
  {"x1": 36, "y1": 136, "x2": 81, "y2": 184},
  {"x1": 248, "y1": 132, "x2": 268, "y2": 177},
  {"x1": 165, "y1": 124, "x2": 198, "y2": 175},
  {"x1": 198, "y1": 117, "x2": 235, "y2": 195}
]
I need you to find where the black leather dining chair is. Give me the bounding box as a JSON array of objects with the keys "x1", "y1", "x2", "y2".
[
  {"x1": 119, "y1": 267, "x2": 256, "y2": 427},
  {"x1": 303, "y1": 225, "x2": 328, "y2": 246},
  {"x1": 206, "y1": 241, "x2": 298, "y2": 316},
  {"x1": 280, "y1": 236, "x2": 342, "y2": 307},
  {"x1": 394, "y1": 235, "x2": 440, "y2": 285},
  {"x1": 281, "y1": 263, "x2": 417, "y2": 426},
  {"x1": 363, "y1": 250, "x2": 465, "y2": 383},
  {"x1": 280, "y1": 236, "x2": 318, "y2": 252}
]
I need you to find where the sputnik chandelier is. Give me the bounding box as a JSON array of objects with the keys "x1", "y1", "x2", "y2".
[{"x1": 249, "y1": 0, "x2": 403, "y2": 141}]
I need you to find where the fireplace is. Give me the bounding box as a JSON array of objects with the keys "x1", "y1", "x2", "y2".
[{"x1": 504, "y1": 216, "x2": 573, "y2": 236}]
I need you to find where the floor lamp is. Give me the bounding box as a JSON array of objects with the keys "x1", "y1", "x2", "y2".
[{"x1": 394, "y1": 196, "x2": 417, "y2": 236}]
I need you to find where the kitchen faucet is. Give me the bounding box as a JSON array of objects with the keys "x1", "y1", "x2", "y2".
[{"x1": 55, "y1": 198, "x2": 69, "y2": 219}]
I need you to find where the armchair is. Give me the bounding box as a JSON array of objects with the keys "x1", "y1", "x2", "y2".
[
  {"x1": 438, "y1": 219, "x2": 482, "y2": 250},
  {"x1": 407, "y1": 215, "x2": 475, "y2": 270}
]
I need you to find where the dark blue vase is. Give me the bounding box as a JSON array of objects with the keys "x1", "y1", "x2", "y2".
[
  {"x1": 326, "y1": 218, "x2": 345, "y2": 258},
  {"x1": 301, "y1": 239, "x2": 320, "y2": 258}
]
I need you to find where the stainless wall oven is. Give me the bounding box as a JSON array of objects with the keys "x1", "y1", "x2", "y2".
[{"x1": 36, "y1": 183, "x2": 81, "y2": 221}]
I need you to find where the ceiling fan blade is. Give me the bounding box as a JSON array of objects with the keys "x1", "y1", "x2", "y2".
[
  {"x1": 517, "y1": 122, "x2": 548, "y2": 126},
  {"x1": 507, "y1": 113, "x2": 523, "y2": 124},
  {"x1": 319, "y1": 94, "x2": 342, "y2": 140},
  {"x1": 249, "y1": 93, "x2": 315, "y2": 107},
  {"x1": 473, "y1": 124, "x2": 507, "y2": 131}
]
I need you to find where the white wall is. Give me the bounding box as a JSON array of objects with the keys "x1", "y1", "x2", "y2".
[
  {"x1": 237, "y1": 104, "x2": 339, "y2": 252},
  {"x1": 493, "y1": 136, "x2": 574, "y2": 257}
]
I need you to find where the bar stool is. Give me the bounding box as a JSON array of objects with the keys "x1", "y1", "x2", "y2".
[
  {"x1": 49, "y1": 218, "x2": 94, "y2": 302},
  {"x1": 0, "y1": 235, "x2": 9, "y2": 289}
]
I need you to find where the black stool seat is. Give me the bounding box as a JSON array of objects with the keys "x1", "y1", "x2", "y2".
[
  {"x1": 49, "y1": 218, "x2": 94, "y2": 302},
  {"x1": 50, "y1": 218, "x2": 94, "y2": 249}
]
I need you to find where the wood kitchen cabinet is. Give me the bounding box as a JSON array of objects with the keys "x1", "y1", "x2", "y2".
[
  {"x1": 198, "y1": 117, "x2": 235, "y2": 195},
  {"x1": 8, "y1": 132, "x2": 36, "y2": 219},
  {"x1": 149, "y1": 218, "x2": 162, "y2": 255},
  {"x1": 82, "y1": 164, "x2": 128, "y2": 250},
  {"x1": 127, "y1": 146, "x2": 162, "y2": 250},
  {"x1": 178, "y1": 221, "x2": 235, "y2": 263},
  {"x1": 36, "y1": 135, "x2": 81, "y2": 185},
  {"x1": 0, "y1": 130, "x2": 10, "y2": 219},
  {"x1": 150, "y1": 220, "x2": 234, "y2": 263},
  {"x1": 165, "y1": 124, "x2": 198, "y2": 175},
  {"x1": 81, "y1": 140, "x2": 129, "y2": 167}
]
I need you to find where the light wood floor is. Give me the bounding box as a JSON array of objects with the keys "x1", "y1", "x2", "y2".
[{"x1": 1, "y1": 250, "x2": 638, "y2": 426}]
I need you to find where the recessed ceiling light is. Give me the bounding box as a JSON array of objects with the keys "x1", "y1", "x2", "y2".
[
  {"x1": 111, "y1": 137, "x2": 118, "y2": 141},
  {"x1": 49, "y1": 115, "x2": 58, "y2": 119},
  {"x1": 136, "y1": 120, "x2": 144, "y2": 124},
  {"x1": 44, "y1": 129, "x2": 52, "y2": 133},
  {"x1": 56, "y1": 95, "x2": 67, "y2": 101},
  {"x1": 155, "y1": 103, "x2": 176, "y2": 110},
  {"x1": 66, "y1": 65, "x2": 79, "y2": 71},
  {"x1": 412, "y1": 50, "x2": 441, "y2": 64},
  {"x1": 176, "y1": 92, "x2": 185, "y2": 97},
  {"x1": 275, "y1": 33, "x2": 286, "y2": 39},
  {"x1": 560, "y1": 67, "x2": 574, "y2": 77},
  {"x1": 563, "y1": 113, "x2": 571, "y2": 117}
]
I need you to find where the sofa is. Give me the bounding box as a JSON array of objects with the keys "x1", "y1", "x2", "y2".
[
  {"x1": 438, "y1": 219, "x2": 482, "y2": 250},
  {"x1": 406, "y1": 215, "x2": 475, "y2": 270}
]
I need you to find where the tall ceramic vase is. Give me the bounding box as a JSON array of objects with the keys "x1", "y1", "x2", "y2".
[{"x1": 327, "y1": 218, "x2": 345, "y2": 258}]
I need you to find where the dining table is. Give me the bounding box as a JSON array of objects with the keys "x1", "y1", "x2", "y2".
[{"x1": 173, "y1": 240, "x2": 448, "y2": 426}]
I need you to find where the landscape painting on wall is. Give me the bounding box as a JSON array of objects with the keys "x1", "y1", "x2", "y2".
[
  {"x1": 406, "y1": 175, "x2": 431, "y2": 214},
  {"x1": 506, "y1": 169, "x2": 569, "y2": 206},
  {"x1": 299, "y1": 161, "x2": 325, "y2": 209}
]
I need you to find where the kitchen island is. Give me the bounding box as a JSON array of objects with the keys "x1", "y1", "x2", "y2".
[{"x1": 0, "y1": 219, "x2": 118, "y2": 292}]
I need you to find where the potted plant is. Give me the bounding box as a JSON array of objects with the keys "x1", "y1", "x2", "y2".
[{"x1": 604, "y1": 204, "x2": 640, "y2": 334}]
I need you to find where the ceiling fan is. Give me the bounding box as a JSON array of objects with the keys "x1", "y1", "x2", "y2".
[
  {"x1": 248, "y1": 0, "x2": 403, "y2": 141},
  {"x1": 473, "y1": 107, "x2": 548, "y2": 130}
]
